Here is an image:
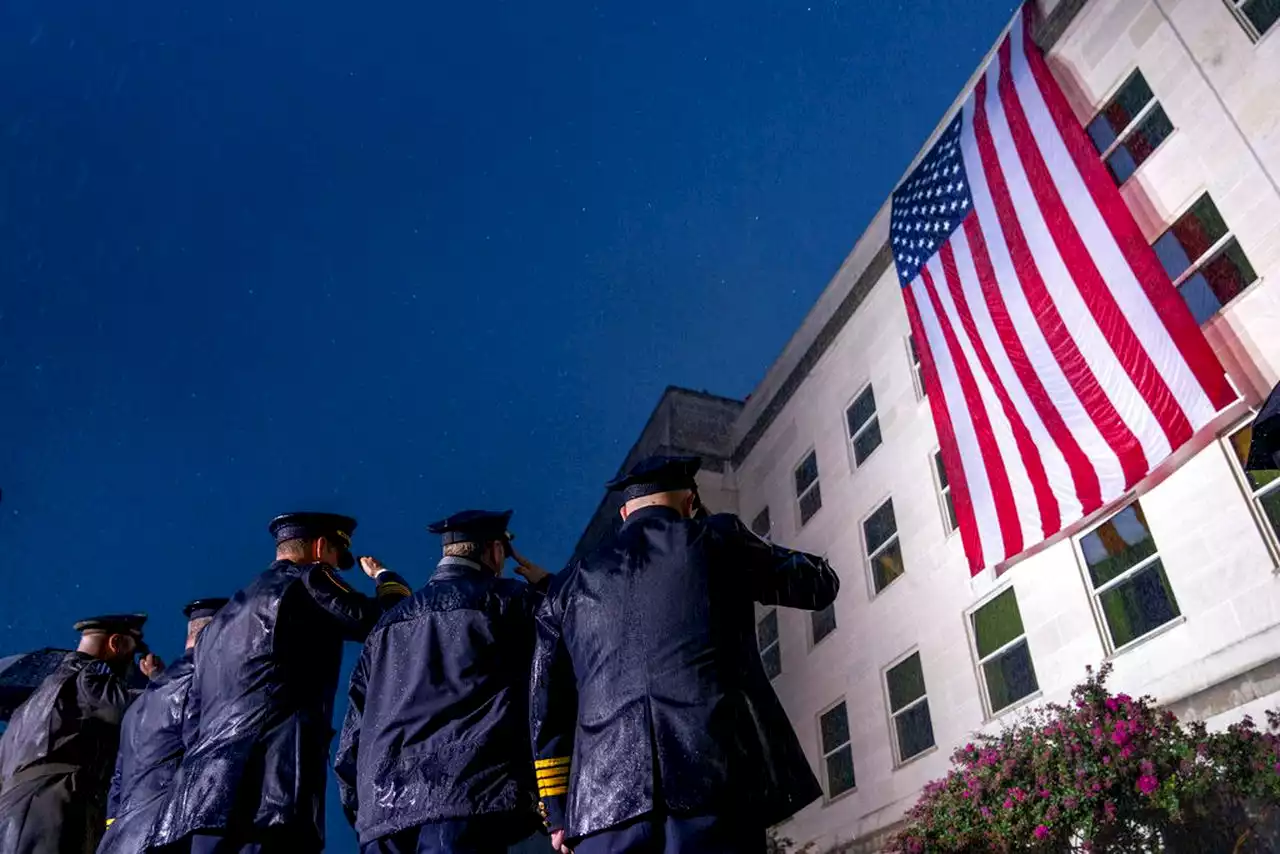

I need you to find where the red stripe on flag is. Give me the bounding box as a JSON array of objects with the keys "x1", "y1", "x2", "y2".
[
  {"x1": 972, "y1": 72, "x2": 1149, "y2": 489},
  {"x1": 964, "y1": 216, "x2": 1102, "y2": 514},
  {"x1": 939, "y1": 241, "x2": 1060, "y2": 537},
  {"x1": 920, "y1": 264, "x2": 1023, "y2": 560},
  {"x1": 904, "y1": 284, "x2": 984, "y2": 572},
  {"x1": 996, "y1": 38, "x2": 1193, "y2": 457},
  {"x1": 1018, "y1": 13, "x2": 1234, "y2": 410}
]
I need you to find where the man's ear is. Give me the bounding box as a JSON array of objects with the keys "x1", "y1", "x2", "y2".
[{"x1": 312, "y1": 537, "x2": 328, "y2": 562}]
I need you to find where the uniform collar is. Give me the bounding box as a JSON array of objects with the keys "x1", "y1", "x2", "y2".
[
  {"x1": 431, "y1": 556, "x2": 493, "y2": 581},
  {"x1": 620, "y1": 504, "x2": 684, "y2": 528}
]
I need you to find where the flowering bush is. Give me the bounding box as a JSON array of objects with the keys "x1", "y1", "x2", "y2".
[{"x1": 887, "y1": 664, "x2": 1280, "y2": 853}]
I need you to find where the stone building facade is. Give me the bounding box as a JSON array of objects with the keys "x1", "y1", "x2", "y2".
[{"x1": 572, "y1": 0, "x2": 1280, "y2": 849}]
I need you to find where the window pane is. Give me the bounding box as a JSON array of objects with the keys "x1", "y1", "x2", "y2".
[
  {"x1": 825, "y1": 746, "x2": 856, "y2": 798},
  {"x1": 852, "y1": 418, "x2": 883, "y2": 464},
  {"x1": 1244, "y1": 0, "x2": 1280, "y2": 36},
  {"x1": 812, "y1": 603, "x2": 837, "y2": 644},
  {"x1": 761, "y1": 642, "x2": 782, "y2": 680},
  {"x1": 1258, "y1": 488, "x2": 1280, "y2": 544},
  {"x1": 943, "y1": 491, "x2": 957, "y2": 531},
  {"x1": 846, "y1": 387, "x2": 877, "y2": 436},
  {"x1": 1080, "y1": 503, "x2": 1157, "y2": 589},
  {"x1": 887, "y1": 652, "x2": 926, "y2": 712},
  {"x1": 757, "y1": 610, "x2": 779, "y2": 650},
  {"x1": 909, "y1": 335, "x2": 921, "y2": 367},
  {"x1": 983, "y1": 640, "x2": 1040, "y2": 713},
  {"x1": 934, "y1": 452, "x2": 950, "y2": 489},
  {"x1": 864, "y1": 500, "x2": 898, "y2": 554},
  {"x1": 795, "y1": 452, "x2": 819, "y2": 495},
  {"x1": 1087, "y1": 71, "x2": 1155, "y2": 154},
  {"x1": 871, "y1": 538, "x2": 906, "y2": 593},
  {"x1": 1202, "y1": 239, "x2": 1258, "y2": 307},
  {"x1": 1102, "y1": 105, "x2": 1173, "y2": 185},
  {"x1": 751, "y1": 507, "x2": 772, "y2": 539},
  {"x1": 973, "y1": 588, "x2": 1026, "y2": 659},
  {"x1": 1168, "y1": 195, "x2": 1230, "y2": 272},
  {"x1": 820, "y1": 702, "x2": 850, "y2": 753},
  {"x1": 895, "y1": 701, "x2": 936, "y2": 761},
  {"x1": 799, "y1": 484, "x2": 823, "y2": 525},
  {"x1": 1099, "y1": 560, "x2": 1181, "y2": 648}
]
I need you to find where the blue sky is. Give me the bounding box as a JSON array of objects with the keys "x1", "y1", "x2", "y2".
[{"x1": 0, "y1": 1, "x2": 1019, "y2": 847}]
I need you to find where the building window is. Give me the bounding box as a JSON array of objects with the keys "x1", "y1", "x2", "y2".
[
  {"x1": 1079, "y1": 501, "x2": 1181, "y2": 651},
  {"x1": 1153, "y1": 194, "x2": 1257, "y2": 325},
  {"x1": 908, "y1": 334, "x2": 927, "y2": 400},
  {"x1": 1227, "y1": 422, "x2": 1280, "y2": 548},
  {"x1": 845, "y1": 385, "x2": 883, "y2": 466},
  {"x1": 886, "y1": 652, "x2": 935, "y2": 763},
  {"x1": 1226, "y1": 0, "x2": 1280, "y2": 41},
  {"x1": 934, "y1": 450, "x2": 957, "y2": 534},
  {"x1": 819, "y1": 701, "x2": 856, "y2": 799},
  {"x1": 757, "y1": 609, "x2": 781, "y2": 680},
  {"x1": 811, "y1": 603, "x2": 837, "y2": 646},
  {"x1": 971, "y1": 588, "x2": 1039, "y2": 715},
  {"x1": 1086, "y1": 70, "x2": 1174, "y2": 186},
  {"x1": 865, "y1": 498, "x2": 905, "y2": 594},
  {"x1": 795, "y1": 450, "x2": 823, "y2": 526},
  {"x1": 750, "y1": 507, "x2": 772, "y2": 540}
]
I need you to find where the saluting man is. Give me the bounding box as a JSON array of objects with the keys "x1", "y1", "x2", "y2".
[
  {"x1": 96, "y1": 598, "x2": 228, "y2": 854},
  {"x1": 0, "y1": 614, "x2": 162, "y2": 854},
  {"x1": 150, "y1": 512, "x2": 411, "y2": 854},
  {"x1": 529, "y1": 456, "x2": 841, "y2": 854},
  {"x1": 335, "y1": 509, "x2": 553, "y2": 854}
]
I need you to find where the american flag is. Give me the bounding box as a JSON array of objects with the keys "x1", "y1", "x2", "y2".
[{"x1": 892, "y1": 6, "x2": 1234, "y2": 575}]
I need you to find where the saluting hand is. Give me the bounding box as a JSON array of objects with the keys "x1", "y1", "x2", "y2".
[
  {"x1": 550, "y1": 829, "x2": 572, "y2": 853},
  {"x1": 139, "y1": 653, "x2": 164, "y2": 680},
  {"x1": 510, "y1": 548, "x2": 550, "y2": 586},
  {"x1": 359, "y1": 555, "x2": 389, "y2": 580}
]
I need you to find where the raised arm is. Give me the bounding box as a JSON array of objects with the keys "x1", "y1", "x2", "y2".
[
  {"x1": 300, "y1": 562, "x2": 411, "y2": 642},
  {"x1": 712, "y1": 514, "x2": 840, "y2": 610}
]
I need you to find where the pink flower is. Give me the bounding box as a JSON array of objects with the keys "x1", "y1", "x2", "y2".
[
  {"x1": 1003, "y1": 798, "x2": 1014, "y2": 810},
  {"x1": 1034, "y1": 825, "x2": 1050, "y2": 840},
  {"x1": 1102, "y1": 755, "x2": 1111, "y2": 765},
  {"x1": 1273, "y1": 762, "x2": 1280, "y2": 774},
  {"x1": 1137, "y1": 774, "x2": 1159, "y2": 795},
  {"x1": 1105, "y1": 698, "x2": 1118, "y2": 712},
  {"x1": 981, "y1": 806, "x2": 992, "y2": 819}
]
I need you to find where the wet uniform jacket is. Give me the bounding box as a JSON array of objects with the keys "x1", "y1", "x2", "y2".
[
  {"x1": 529, "y1": 507, "x2": 840, "y2": 842},
  {"x1": 334, "y1": 557, "x2": 550, "y2": 846},
  {"x1": 95, "y1": 651, "x2": 196, "y2": 854},
  {"x1": 0, "y1": 652, "x2": 134, "y2": 854},
  {"x1": 149, "y1": 561, "x2": 410, "y2": 851}
]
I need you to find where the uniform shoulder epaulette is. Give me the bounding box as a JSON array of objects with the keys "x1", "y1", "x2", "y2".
[{"x1": 84, "y1": 659, "x2": 115, "y2": 677}]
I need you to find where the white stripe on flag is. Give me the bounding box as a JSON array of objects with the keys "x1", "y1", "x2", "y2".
[
  {"x1": 981, "y1": 53, "x2": 1170, "y2": 489},
  {"x1": 949, "y1": 225, "x2": 1084, "y2": 526},
  {"x1": 1008, "y1": 22, "x2": 1217, "y2": 430},
  {"x1": 910, "y1": 273, "x2": 1004, "y2": 567},
  {"x1": 960, "y1": 96, "x2": 1128, "y2": 503},
  {"x1": 926, "y1": 252, "x2": 1044, "y2": 549}
]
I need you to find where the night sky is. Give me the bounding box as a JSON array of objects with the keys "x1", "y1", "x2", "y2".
[{"x1": 1, "y1": 0, "x2": 1018, "y2": 848}]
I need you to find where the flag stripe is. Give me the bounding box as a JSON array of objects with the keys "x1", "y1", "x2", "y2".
[
  {"x1": 983, "y1": 53, "x2": 1168, "y2": 481},
  {"x1": 903, "y1": 284, "x2": 985, "y2": 565},
  {"x1": 971, "y1": 70, "x2": 1147, "y2": 493},
  {"x1": 958, "y1": 218, "x2": 1095, "y2": 520},
  {"x1": 939, "y1": 239, "x2": 1060, "y2": 538},
  {"x1": 996, "y1": 37, "x2": 1194, "y2": 459},
  {"x1": 1016, "y1": 14, "x2": 1235, "y2": 412},
  {"x1": 920, "y1": 264, "x2": 1019, "y2": 561}
]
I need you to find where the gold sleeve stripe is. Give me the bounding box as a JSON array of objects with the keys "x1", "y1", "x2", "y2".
[
  {"x1": 539, "y1": 784, "x2": 568, "y2": 797},
  {"x1": 534, "y1": 756, "x2": 571, "y2": 769},
  {"x1": 537, "y1": 771, "x2": 569, "y2": 785},
  {"x1": 378, "y1": 582, "x2": 411, "y2": 596},
  {"x1": 106, "y1": 819, "x2": 115, "y2": 827}
]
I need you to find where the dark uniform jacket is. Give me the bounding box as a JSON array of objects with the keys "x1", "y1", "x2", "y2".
[
  {"x1": 149, "y1": 561, "x2": 410, "y2": 850},
  {"x1": 0, "y1": 652, "x2": 135, "y2": 854},
  {"x1": 335, "y1": 557, "x2": 550, "y2": 845},
  {"x1": 95, "y1": 651, "x2": 196, "y2": 854},
  {"x1": 529, "y1": 508, "x2": 840, "y2": 842}
]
